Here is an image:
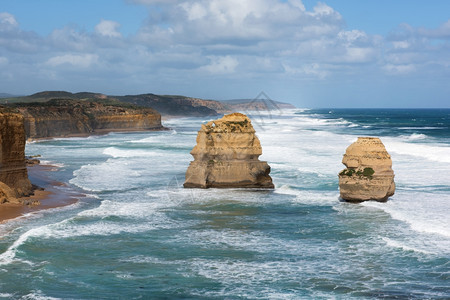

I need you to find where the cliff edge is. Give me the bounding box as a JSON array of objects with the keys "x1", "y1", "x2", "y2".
[
  {"x1": 184, "y1": 113, "x2": 274, "y2": 189},
  {"x1": 338, "y1": 137, "x2": 395, "y2": 202}
]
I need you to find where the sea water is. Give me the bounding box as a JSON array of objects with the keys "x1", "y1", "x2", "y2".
[{"x1": 0, "y1": 109, "x2": 449, "y2": 299}]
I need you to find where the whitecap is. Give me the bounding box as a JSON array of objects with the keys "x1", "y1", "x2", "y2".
[
  {"x1": 382, "y1": 237, "x2": 432, "y2": 255},
  {"x1": 362, "y1": 198, "x2": 450, "y2": 239},
  {"x1": 38, "y1": 160, "x2": 65, "y2": 168},
  {"x1": 384, "y1": 138, "x2": 450, "y2": 163},
  {"x1": 400, "y1": 133, "x2": 428, "y2": 141},
  {"x1": 398, "y1": 127, "x2": 445, "y2": 130},
  {"x1": 19, "y1": 290, "x2": 61, "y2": 300},
  {"x1": 103, "y1": 147, "x2": 163, "y2": 158}
]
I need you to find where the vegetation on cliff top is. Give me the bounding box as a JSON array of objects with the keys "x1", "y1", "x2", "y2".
[{"x1": 0, "y1": 90, "x2": 296, "y2": 117}]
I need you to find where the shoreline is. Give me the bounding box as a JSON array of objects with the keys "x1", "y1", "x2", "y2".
[{"x1": 0, "y1": 163, "x2": 80, "y2": 225}]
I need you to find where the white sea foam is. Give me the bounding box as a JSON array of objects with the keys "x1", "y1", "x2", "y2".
[
  {"x1": 384, "y1": 138, "x2": 450, "y2": 163},
  {"x1": 0, "y1": 199, "x2": 186, "y2": 266},
  {"x1": 275, "y1": 185, "x2": 338, "y2": 205},
  {"x1": 0, "y1": 225, "x2": 50, "y2": 266},
  {"x1": 77, "y1": 199, "x2": 163, "y2": 219},
  {"x1": 103, "y1": 147, "x2": 164, "y2": 158},
  {"x1": 70, "y1": 155, "x2": 167, "y2": 192},
  {"x1": 382, "y1": 237, "x2": 432, "y2": 255},
  {"x1": 400, "y1": 133, "x2": 428, "y2": 141},
  {"x1": 290, "y1": 116, "x2": 352, "y2": 127},
  {"x1": 20, "y1": 290, "x2": 61, "y2": 300},
  {"x1": 398, "y1": 127, "x2": 444, "y2": 130},
  {"x1": 362, "y1": 196, "x2": 450, "y2": 255},
  {"x1": 38, "y1": 160, "x2": 65, "y2": 168}
]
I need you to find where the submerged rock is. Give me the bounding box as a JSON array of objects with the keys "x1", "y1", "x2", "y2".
[
  {"x1": 338, "y1": 137, "x2": 395, "y2": 202},
  {"x1": 184, "y1": 113, "x2": 274, "y2": 188}
]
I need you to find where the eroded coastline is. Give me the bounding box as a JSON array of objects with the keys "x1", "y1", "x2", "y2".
[{"x1": 0, "y1": 163, "x2": 79, "y2": 224}]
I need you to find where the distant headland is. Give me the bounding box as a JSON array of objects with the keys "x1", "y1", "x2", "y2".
[{"x1": 0, "y1": 91, "x2": 296, "y2": 118}]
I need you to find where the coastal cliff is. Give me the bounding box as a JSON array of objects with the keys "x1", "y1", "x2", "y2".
[
  {"x1": 115, "y1": 94, "x2": 226, "y2": 116},
  {"x1": 12, "y1": 99, "x2": 163, "y2": 139},
  {"x1": 338, "y1": 137, "x2": 395, "y2": 202},
  {"x1": 184, "y1": 113, "x2": 274, "y2": 188},
  {"x1": 0, "y1": 108, "x2": 32, "y2": 203}
]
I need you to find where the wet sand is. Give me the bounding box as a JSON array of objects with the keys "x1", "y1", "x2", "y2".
[{"x1": 0, "y1": 164, "x2": 79, "y2": 224}]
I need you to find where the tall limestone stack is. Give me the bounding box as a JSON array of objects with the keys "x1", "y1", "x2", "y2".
[
  {"x1": 339, "y1": 137, "x2": 395, "y2": 202},
  {"x1": 184, "y1": 113, "x2": 274, "y2": 188},
  {"x1": 0, "y1": 108, "x2": 33, "y2": 203}
]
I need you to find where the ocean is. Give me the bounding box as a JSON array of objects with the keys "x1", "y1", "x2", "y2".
[{"x1": 0, "y1": 108, "x2": 449, "y2": 299}]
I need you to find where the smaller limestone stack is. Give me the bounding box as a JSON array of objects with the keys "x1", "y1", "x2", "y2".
[
  {"x1": 338, "y1": 137, "x2": 395, "y2": 202},
  {"x1": 184, "y1": 113, "x2": 274, "y2": 188}
]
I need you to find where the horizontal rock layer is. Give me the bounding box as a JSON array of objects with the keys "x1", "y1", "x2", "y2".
[
  {"x1": 184, "y1": 113, "x2": 274, "y2": 189},
  {"x1": 14, "y1": 99, "x2": 163, "y2": 139}
]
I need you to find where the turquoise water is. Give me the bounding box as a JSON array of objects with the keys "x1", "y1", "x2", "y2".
[{"x1": 1, "y1": 109, "x2": 449, "y2": 299}]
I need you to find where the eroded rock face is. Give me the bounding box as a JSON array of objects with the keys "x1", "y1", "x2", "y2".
[
  {"x1": 15, "y1": 99, "x2": 163, "y2": 139},
  {"x1": 338, "y1": 137, "x2": 395, "y2": 202},
  {"x1": 0, "y1": 108, "x2": 33, "y2": 202},
  {"x1": 184, "y1": 113, "x2": 274, "y2": 188}
]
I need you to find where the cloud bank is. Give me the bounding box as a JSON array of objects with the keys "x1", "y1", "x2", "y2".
[{"x1": 0, "y1": 0, "x2": 449, "y2": 107}]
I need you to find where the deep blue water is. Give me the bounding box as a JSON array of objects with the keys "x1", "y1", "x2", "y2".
[{"x1": 0, "y1": 109, "x2": 449, "y2": 299}]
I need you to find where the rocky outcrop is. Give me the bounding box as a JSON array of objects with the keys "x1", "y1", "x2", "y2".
[
  {"x1": 13, "y1": 99, "x2": 163, "y2": 139},
  {"x1": 0, "y1": 108, "x2": 33, "y2": 203},
  {"x1": 184, "y1": 113, "x2": 274, "y2": 188},
  {"x1": 338, "y1": 137, "x2": 395, "y2": 202}
]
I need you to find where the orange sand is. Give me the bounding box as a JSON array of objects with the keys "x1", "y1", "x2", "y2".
[{"x1": 0, "y1": 164, "x2": 79, "y2": 224}]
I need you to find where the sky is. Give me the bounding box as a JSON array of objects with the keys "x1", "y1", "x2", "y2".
[{"x1": 1, "y1": 0, "x2": 450, "y2": 108}]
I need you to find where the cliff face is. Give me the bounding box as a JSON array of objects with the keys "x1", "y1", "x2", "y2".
[
  {"x1": 0, "y1": 108, "x2": 32, "y2": 203},
  {"x1": 15, "y1": 99, "x2": 163, "y2": 139},
  {"x1": 184, "y1": 113, "x2": 274, "y2": 189},
  {"x1": 338, "y1": 137, "x2": 395, "y2": 202}
]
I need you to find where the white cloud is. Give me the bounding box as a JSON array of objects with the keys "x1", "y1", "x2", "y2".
[
  {"x1": 199, "y1": 56, "x2": 238, "y2": 74},
  {"x1": 180, "y1": 2, "x2": 207, "y2": 21},
  {"x1": 49, "y1": 27, "x2": 92, "y2": 51},
  {"x1": 383, "y1": 63, "x2": 416, "y2": 75},
  {"x1": 0, "y1": 12, "x2": 18, "y2": 30},
  {"x1": 417, "y1": 19, "x2": 450, "y2": 39},
  {"x1": 309, "y1": 2, "x2": 338, "y2": 17},
  {"x1": 0, "y1": 57, "x2": 8, "y2": 65},
  {"x1": 392, "y1": 41, "x2": 410, "y2": 49},
  {"x1": 283, "y1": 63, "x2": 329, "y2": 79},
  {"x1": 287, "y1": 0, "x2": 305, "y2": 11},
  {"x1": 338, "y1": 30, "x2": 368, "y2": 44},
  {"x1": 343, "y1": 47, "x2": 377, "y2": 63},
  {"x1": 95, "y1": 20, "x2": 122, "y2": 38},
  {"x1": 46, "y1": 54, "x2": 99, "y2": 68}
]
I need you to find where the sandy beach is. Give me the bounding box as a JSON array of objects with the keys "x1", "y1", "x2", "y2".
[{"x1": 0, "y1": 163, "x2": 79, "y2": 224}]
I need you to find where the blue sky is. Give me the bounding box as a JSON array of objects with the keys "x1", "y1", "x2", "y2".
[{"x1": 1, "y1": 0, "x2": 449, "y2": 107}]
